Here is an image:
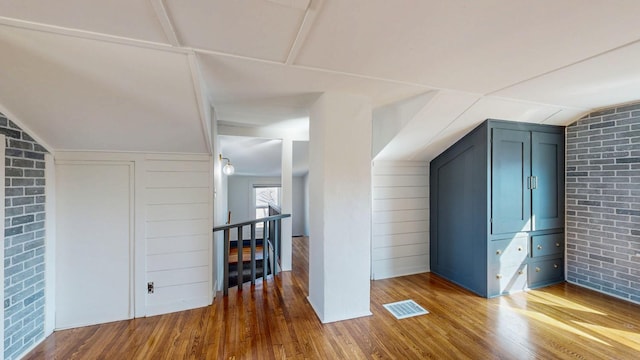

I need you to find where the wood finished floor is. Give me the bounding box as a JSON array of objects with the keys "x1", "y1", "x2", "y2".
[{"x1": 26, "y1": 237, "x2": 640, "y2": 359}]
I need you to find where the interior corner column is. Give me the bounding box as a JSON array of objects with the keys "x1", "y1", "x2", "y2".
[
  {"x1": 280, "y1": 137, "x2": 293, "y2": 271},
  {"x1": 307, "y1": 92, "x2": 372, "y2": 323}
]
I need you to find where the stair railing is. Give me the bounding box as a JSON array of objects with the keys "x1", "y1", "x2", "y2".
[{"x1": 213, "y1": 208, "x2": 290, "y2": 296}]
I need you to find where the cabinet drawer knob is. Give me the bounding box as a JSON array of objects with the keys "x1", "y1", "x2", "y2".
[
  {"x1": 537, "y1": 245, "x2": 543, "y2": 250},
  {"x1": 496, "y1": 274, "x2": 502, "y2": 279},
  {"x1": 517, "y1": 246, "x2": 523, "y2": 252},
  {"x1": 518, "y1": 270, "x2": 524, "y2": 275},
  {"x1": 496, "y1": 250, "x2": 502, "y2": 255},
  {"x1": 535, "y1": 267, "x2": 541, "y2": 272},
  {"x1": 556, "y1": 242, "x2": 561, "y2": 247},
  {"x1": 554, "y1": 264, "x2": 559, "y2": 269}
]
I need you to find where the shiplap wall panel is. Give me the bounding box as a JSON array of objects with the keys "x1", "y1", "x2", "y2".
[
  {"x1": 372, "y1": 243, "x2": 430, "y2": 261},
  {"x1": 146, "y1": 219, "x2": 210, "y2": 238},
  {"x1": 147, "y1": 235, "x2": 209, "y2": 255},
  {"x1": 146, "y1": 171, "x2": 210, "y2": 188},
  {"x1": 372, "y1": 186, "x2": 428, "y2": 199},
  {"x1": 373, "y1": 232, "x2": 427, "y2": 248},
  {"x1": 372, "y1": 164, "x2": 428, "y2": 175},
  {"x1": 147, "y1": 251, "x2": 209, "y2": 272},
  {"x1": 144, "y1": 158, "x2": 211, "y2": 316},
  {"x1": 372, "y1": 161, "x2": 429, "y2": 280},
  {"x1": 147, "y1": 203, "x2": 209, "y2": 221},
  {"x1": 147, "y1": 266, "x2": 209, "y2": 288},
  {"x1": 373, "y1": 175, "x2": 428, "y2": 187},
  {"x1": 372, "y1": 220, "x2": 428, "y2": 236},
  {"x1": 373, "y1": 198, "x2": 426, "y2": 211},
  {"x1": 374, "y1": 255, "x2": 430, "y2": 280},
  {"x1": 146, "y1": 160, "x2": 210, "y2": 172},
  {"x1": 146, "y1": 188, "x2": 210, "y2": 205},
  {"x1": 373, "y1": 209, "x2": 429, "y2": 223},
  {"x1": 150, "y1": 282, "x2": 210, "y2": 306}
]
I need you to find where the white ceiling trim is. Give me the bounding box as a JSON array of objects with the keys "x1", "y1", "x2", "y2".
[
  {"x1": 488, "y1": 37, "x2": 640, "y2": 97},
  {"x1": 193, "y1": 45, "x2": 451, "y2": 93},
  {"x1": 539, "y1": 108, "x2": 564, "y2": 124},
  {"x1": 149, "y1": 0, "x2": 181, "y2": 47},
  {"x1": 0, "y1": 16, "x2": 187, "y2": 54},
  {"x1": 187, "y1": 52, "x2": 213, "y2": 154},
  {"x1": 486, "y1": 95, "x2": 588, "y2": 113},
  {"x1": 193, "y1": 47, "x2": 285, "y2": 66},
  {"x1": 285, "y1": 0, "x2": 323, "y2": 65}
]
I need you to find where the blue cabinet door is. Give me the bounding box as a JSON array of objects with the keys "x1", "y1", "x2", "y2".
[
  {"x1": 491, "y1": 129, "x2": 531, "y2": 234},
  {"x1": 532, "y1": 132, "x2": 564, "y2": 230}
]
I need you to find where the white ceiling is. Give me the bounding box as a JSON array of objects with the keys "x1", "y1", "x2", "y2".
[
  {"x1": 0, "y1": 0, "x2": 639, "y2": 164},
  {"x1": 219, "y1": 135, "x2": 309, "y2": 176}
]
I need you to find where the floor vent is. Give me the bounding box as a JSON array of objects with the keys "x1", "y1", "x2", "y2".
[{"x1": 383, "y1": 299, "x2": 429, "y2": 319}]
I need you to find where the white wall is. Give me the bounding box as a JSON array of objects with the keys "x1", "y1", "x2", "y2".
[
  {"x1": 54, "y1": 152, "x2": 213, "y2": 320},
  {"x1": 308, "y1": 92, "x2": 372, "y2": 323},
  {"x1": 371, "y1": 161, "x2": 429, "y2": 279},
  {"x1": 144, "y1": 155, "x2": 212, "y2": 316},
  {"x1": 212, "y1": 107, "x2": 224, "y2": 293}
]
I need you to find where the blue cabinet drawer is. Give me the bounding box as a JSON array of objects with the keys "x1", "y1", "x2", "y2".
[
  {"x1": 489, "y1": 235, "x2": 528, "y2": 266},
  {"x1": 531, "y1": 233, "x2": 563, "y2": 258},
  {"x1": 488, "y1": 263, "x2": 528, "y2": 296},
  {"x1": 528, "y1": 258, "x2": 563, "y2": 288}
]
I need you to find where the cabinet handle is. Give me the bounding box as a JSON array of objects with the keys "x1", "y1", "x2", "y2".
[
  {"x1": 556, "y1": 243, "x2": 561, "y2": 247},
  {"x1": 535, "y1": 267, "x2": 541, "y2": 272},
  {"x1": 496, "y1": 274, "x2": 502, "y2": 279},
  {"x1": 496, "y1": 250, "x2": 502, "y2": 255},
  {"x1": 518, "y1": 270, "x2": 524, "y2": 275},
  {"x1": 517, "y1": 246, "x2": 523, "y2": 252},
  {"x1": 554, "y1": 264, "x2": 559, "y2": 269},
  {"x1": 537, "y1": 245, "x2": 543, "y2": 250}
]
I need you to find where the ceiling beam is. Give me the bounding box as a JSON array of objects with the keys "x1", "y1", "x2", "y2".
[
  {"x1": 149, "y1": 0, "x2": 181, "y2": 47},
  {"x1": 285, "y1": 0, "x2": 324, "y2": 65},
  {"x1": 0, "y1": 16, "x2": 186, "y2": 54},
  {"x1": 188, "y1": 52, "x2": 213, "y2": 154}
]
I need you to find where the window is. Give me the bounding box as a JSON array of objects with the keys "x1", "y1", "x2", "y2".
[{"x1": 254, "y1": 186, "x2": 280, "y2": 222}]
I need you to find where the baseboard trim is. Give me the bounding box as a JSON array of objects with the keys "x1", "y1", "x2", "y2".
[
  {"x1": 146, "y1": 296, "x2": 211, "y2": 317},
  {"x1": 372, "y1": 266, "x2": 430, "y2": 280}
]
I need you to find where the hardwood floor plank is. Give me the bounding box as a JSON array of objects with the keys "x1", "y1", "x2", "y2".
[{"x1": 24, "y1": 236, "x2": 640, "y2": 359}]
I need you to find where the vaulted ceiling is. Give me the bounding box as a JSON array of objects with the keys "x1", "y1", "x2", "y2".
[{"x1": 1, "y1": 1, "x2": 639, "y2": 160}]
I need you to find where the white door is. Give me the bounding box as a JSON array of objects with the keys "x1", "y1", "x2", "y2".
[{"x1": 55, "y1": 161, "x2": 133, "y2": 329}]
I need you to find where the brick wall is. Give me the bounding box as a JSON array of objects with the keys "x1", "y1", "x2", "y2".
[
  {"x1": 0, "y1": 113, "x2": 47, "y2": 360},
  {"x1": 566, "y1": 102, "x2": 640, "y2": 303}
]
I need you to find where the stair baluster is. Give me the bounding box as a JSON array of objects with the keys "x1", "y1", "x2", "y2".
[{"x1": 214, "y1": 211, "x2": 291, "y2": 296}]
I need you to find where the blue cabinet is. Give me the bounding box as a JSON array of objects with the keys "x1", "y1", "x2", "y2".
[
  {"x1": 430, "y1": 119, "x2": 564, "y2": 297},
  {"x1": 491, "y1": 128, "x2": 532, "y2": 234}
]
